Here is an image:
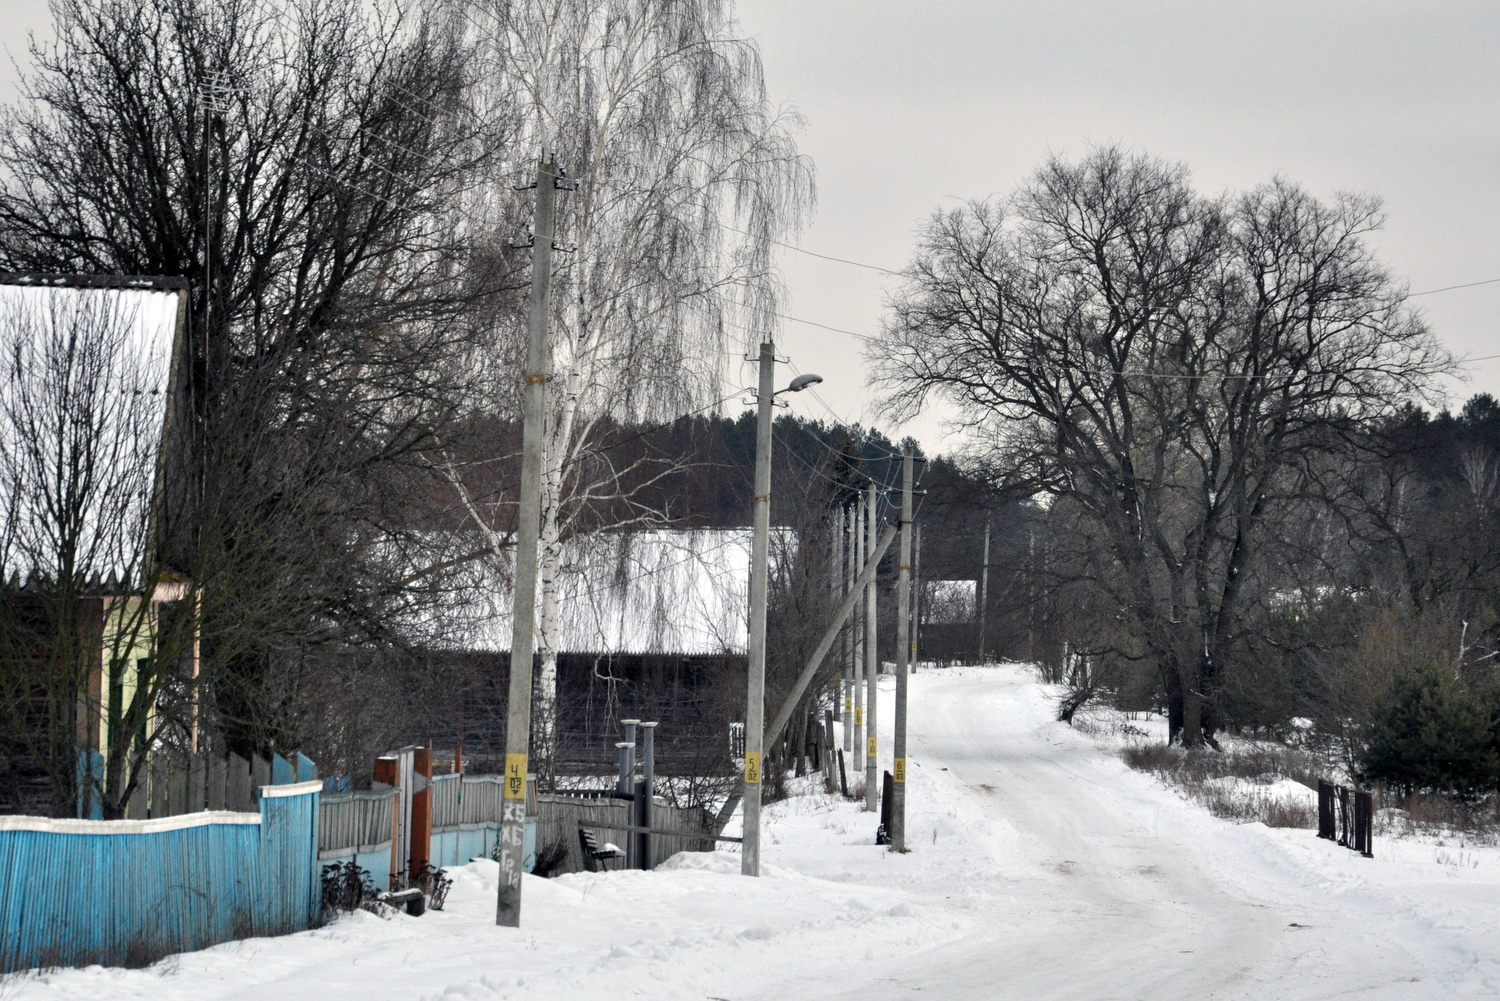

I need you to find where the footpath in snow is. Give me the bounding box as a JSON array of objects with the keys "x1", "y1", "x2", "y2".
[{"x1": 9, "y1": 665, "x2": 1500, "y2": 1000}]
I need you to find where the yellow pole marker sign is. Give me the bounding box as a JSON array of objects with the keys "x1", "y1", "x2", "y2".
[
  {"x1": 503, "y1": 753, "x2": 528, "y2": 799},
  {"x1": 854, "y1": 707, "x2": 863, "y2": 726},
  {"x1": 867, "y1": 736, "x2": 877, "y2": 757},
  {"x1": 845, "y1": 696, "x2": 852, "y2": 715},
  {"x1": 893, "y1": 758, "x2": 906, "y2": 783},
  {"x1": 744, "y1": 751, "x2": 762, "y2": 785}
]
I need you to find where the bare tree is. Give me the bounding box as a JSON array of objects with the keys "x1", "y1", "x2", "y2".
[
  {"x1": 0, "y1": 287, "x2": 197, "y2": 817},
  {"x1": 0, "y1": 0, "x2": 520, "y2": 764},
  {"x1": 875, "y1": 147, "x2": 1449, "y2": 746}
]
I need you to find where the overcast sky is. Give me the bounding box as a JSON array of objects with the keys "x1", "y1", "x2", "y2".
[
  {"x1": 731, "y1": 0, "x2": 1500, "y2": 452},
  {"x1": 3, "y1": 1, "x2": 1496, "y2": 454}
]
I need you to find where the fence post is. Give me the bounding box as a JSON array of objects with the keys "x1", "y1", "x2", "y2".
[
  {"x1": 411, "y1": 745, "x2": 432, "y2": 883},
  {"x1": 640, "y1": 722, "x2": 656, "y2": 871},
  {"x1": 1337, "y1": 785, "x2": 1351, "y2": 847},
  {"x1": 876, "y1": 770, "x2": 893, "y2": 844},
  {"x1": 1317, "y1": 780, "x2": 1335, "y2": 840},
  {"x1": 1354, "y1": 791, "x2": 1374, "y2": 857}
]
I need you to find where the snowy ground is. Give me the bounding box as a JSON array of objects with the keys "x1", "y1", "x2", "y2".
[{"x1": 10, "y1": 665, "x2": 1500, "y2": 1000}]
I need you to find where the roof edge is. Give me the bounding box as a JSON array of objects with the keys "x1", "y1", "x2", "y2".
[{"x1": 0, "y1": 272, "x2": 190, "y2": 291}]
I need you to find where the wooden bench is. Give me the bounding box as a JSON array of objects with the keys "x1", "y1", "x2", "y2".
[
  {"x1": 578, "y1": 826, "x2": 625, "y2": 872},
  {"x1": 380, "y1": 886, "x2": 426, "y2": 916}
]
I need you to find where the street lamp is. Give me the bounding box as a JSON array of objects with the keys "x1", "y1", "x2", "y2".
[{"x1": 743, "y1": 345, "x2": 823, "y2": 878}]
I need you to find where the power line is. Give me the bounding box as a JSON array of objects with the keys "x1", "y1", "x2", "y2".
[
  {"x1": 1410, "y1": 277, "x2": 1500, "y2": 297},
  {"x1": 717, "y1": 223, "x2": 899, "y2": 276}
]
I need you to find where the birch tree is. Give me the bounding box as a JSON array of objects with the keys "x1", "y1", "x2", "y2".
[{"x1": 465, "y1": 0, "x2": 814, "y2": 774}]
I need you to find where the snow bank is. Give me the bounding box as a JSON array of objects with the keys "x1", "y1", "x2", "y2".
[{"x1": 12, "y1": 664, "x2": 1500, "y2": 999}]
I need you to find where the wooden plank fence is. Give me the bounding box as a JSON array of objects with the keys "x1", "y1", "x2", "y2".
[
  {"x1": 78, "y1": 749, "x2": 317, "y2": 820},
  {"x1": 317, "y1": 778, "x2": 719, "y2": 882},
  {"x1": 532, "y1": 793, "x2": 716, "y2": 875}
]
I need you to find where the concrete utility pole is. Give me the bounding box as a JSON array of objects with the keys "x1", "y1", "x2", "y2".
[
  {"x1": 865, "y1": 481, "x2": 879, "y2": 812},
  {"x1": 833, "y1": 507, "x2": 844, "y2": 725},
  {"x1": 977, "y1": 514, "x2": 991, "y2": 665},
  {"x1": 742, "y1": 341, "x2": 775, "y2": 878},
  {"x1": 891, "y1": 447, "x2": 913, "y2": 851},
  {"x1": 497, "y1": 157, "x2": 557, "y2": 928},
  {"x1": 853, "y1": 499, "x2": 865, "y2": 774},
  {"x1": 844, "y1": 503, "x2": 856, "y2": 754},
  {"x1": 1028, "y1": 524, "x2": 1037, "y2": 662},
  {"x1": 912, "y1": 523, "x2": 922, "y2": 672}
]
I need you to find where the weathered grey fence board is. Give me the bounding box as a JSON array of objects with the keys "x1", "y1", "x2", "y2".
[
  {"x1": 250, "y1": 756, "x2": 270, "y2": 800},
  {"x1": 207, "y1": 755, "x2": 226, "y2": 812},
  {"x1": 534, "y1": 794, "x2": 715, "y2": 874},
  {"x1": 227, "y1": 753, "x2": 250, "y2": 812},
  {"x1": 318, "y1": 790, "x2": 396, "y2": 854}
]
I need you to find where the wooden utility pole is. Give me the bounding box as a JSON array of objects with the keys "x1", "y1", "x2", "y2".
[
  {"x1": 891, "y1": 447, "x2": 913, "y2": 850},
  {"x1": 865, "y1": 482, "x2": 879, "y2": 812},
  {"x1": 977, "y1": 514, "x2": 991, "y2": 665},
  {"x1": 741, "y1": 341, "x2": 775, "y2": 877},
  {"x1": 497, "y1": 158, "x2": 557, "y2": 927}
]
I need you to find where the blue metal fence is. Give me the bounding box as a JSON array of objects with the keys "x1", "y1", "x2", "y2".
[{"x1": 0, "y1": 780, "x2": 321, "y2": 973}]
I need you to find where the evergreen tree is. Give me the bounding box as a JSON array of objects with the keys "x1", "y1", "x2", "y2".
[{"x1": 1357, "y1": 667, "x2": 1499, "y2": 797}]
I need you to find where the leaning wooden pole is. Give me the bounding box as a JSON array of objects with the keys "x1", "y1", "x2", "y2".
[{"x1": 496, "y1": 158, "x2": 556, "y2": 927}]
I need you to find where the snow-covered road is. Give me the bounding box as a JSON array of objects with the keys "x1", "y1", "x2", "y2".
[
  {"x1": 770, "y1": 666, "x2": 1496, "y2": 1000},
  {"x1": 10, "y1": 666, "x2": 1500, "y2": 1000}
]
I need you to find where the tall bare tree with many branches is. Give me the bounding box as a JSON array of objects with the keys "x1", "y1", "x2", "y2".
[{"x1": 875, "y1": 147, "x2": 1449, "y2": 746}]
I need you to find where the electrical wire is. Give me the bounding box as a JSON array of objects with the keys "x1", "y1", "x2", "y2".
[
  {"x1": 1410, "y1": 277, "x2": 1500, "y2": 297},
  {"x1": 716, "y1": 223, "x2": 899, "y2": 276}
]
